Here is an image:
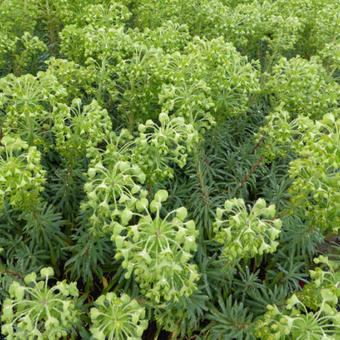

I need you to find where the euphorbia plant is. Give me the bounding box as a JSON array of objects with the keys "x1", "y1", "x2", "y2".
[
  {"x1": 0, "y1": 0, "x2": 339, "y2": 339},
  {"x1": 0, "y1": 72, "x2": 67, "y2": 149},
  {"x1": 255, "y1": 256, "x2": 340, "y2": 340},
  {"x1": 114, "y1": 190, "x2": 199, "y2": 303},
  {"x1": 1, "y1": 267, "x2": 80, "y2": 340},
  {"x1": 133, "y1": 112, "x2": 199, "y2": 183},
  {"x1": 214, "y1": 198, "x2": 282, "y2": 263},
  {"x1": 81, "y1": 135, "x2": 146, "y2": 236},
  {"x1": 0, "y1": 136, "x2": 46, "y2": 212},
  {"x1": 90, "y1": 292, "x2": 148, "y2": 340},
  {"x1": 259, "y1": 111, "x2": 340, "y2": 233}
]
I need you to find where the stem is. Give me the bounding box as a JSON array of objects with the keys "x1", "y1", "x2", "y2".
[
  {"x1": 128, "y1": 78, "x2": 136, "y2": 133},
  {"x1": 251, "y1": 134, "x2": 265, "y2": 154},
  {"x1": 26, "y1": 115, "x2": 35, "y2": 145},
  {"x1": 5, "y1": 270, "x2": 25, "y2": 282},
  {"x1": 193, "y1": 145, "x2": 212, "y2": 242},
  {"x1": 194, "y1": 146, "x2": 209, "y2": 207},
  {"x1": 97, "y1": 56, "x2": 107, "y2": 105},
  {"x1": 45, "y1": 0, "x2": 56, "y2": 56},
  {"x1": 235, "y1": 155, "x2": 264, "y2": 194},
  {"x1": 170, "y1": 327, "x2": 179, "y2": 340},
  {"x1": 153, "y1": 325, "x2": 161, "y2": 340},
  {"x1": 12, "y1": 52, "x2": 21, "y2": 76}
]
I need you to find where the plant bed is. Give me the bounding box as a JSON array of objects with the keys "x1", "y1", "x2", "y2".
[{"x1": 0, "y1": 0, "x2": 339, "y2": 339}]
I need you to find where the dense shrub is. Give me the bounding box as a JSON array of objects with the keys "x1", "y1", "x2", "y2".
[{"x1": 0, "y1": 0, "x2": 339, "y2": 339}]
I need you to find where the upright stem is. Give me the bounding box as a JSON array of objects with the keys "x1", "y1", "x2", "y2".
[
  {"x1": 27, "y1": 115, "x2": 35, "y2": 146},
  {"x1": 235, "y1": 155, "x2": 264, "y2": 195},
  {"x1": 193, "y1": 144, "x2": 212, "y2": 242},
  {"x1": 128, "y1": 77, "x2": 136, "y2": 133},
  {"x1": 97, "y1": 56, "x2": 107, "y2": 106},
  {"x1": 45, "y1": 0, "x2": 56, "y2": 56},
  {"x1": 170, "y1": 327, "x2": 179, "y2": 340},
  {"x1": 154, "y1": 326, "x2": 161, "y2": 340},
  {"x1": 194, "y1": 146, "x2": 209, "y2": 207}
]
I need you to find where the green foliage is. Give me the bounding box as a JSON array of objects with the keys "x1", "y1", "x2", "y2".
[
  {"x1": 255, "y1": 256, "x2": 340, "y2": 340},
  {"x1": 90, "y1": 292, "x2": 148, "y2": 340},
  {"x1": 133, "y1": 113, "x2": 199, "y2": 182},
  {"x1": 0, "y1": 32, "x2": 47, "y2": 76},
  {"x1": 52, "y1": 99, "x2": 112, "y2": 161},
  {"x1": 81, "y1": 113, "x2": 198, "y2": 237},
  {"x1": 0, "y1": 72, "x2": 66, "y2": 149},
  {"x1": 0, "y1": 0, "x2": 339, "y2": 339},
  {"x1": 45, "y1": 58, "x2": 96, "y2": 101},
  {"x1": 114, "y1": 190, "x2": 199, "y2": 303},
  {"x1": 154, "y1": 289, "x2": 209, "y2": 337},
  {"x1": 63, "y1": 227, "x2": 113, "y2": 284},
  {"x1": 214, "y1": 198, "x2": 282, "y2": 262},
  {"x1": 264, "y1": 56, "x2": 339, "y2": 119},
  {"x1": 81, "y1": 136, "x2": 146, "y2": 236},
  {"x1": 160, "y1": 37, "x2": 259, "y2": 126},
  {"x1": 1, "y1": 267, "x2": 80, "y2": 339},
  {"x1": 203, "y1": 295, "x2": 255, "y2": 340},
  {"x1": 0, "y1": 136, "x2": 46, "y2": 211},
  {"x1": 260, "y1": 111, "x2": 340, "y2": 233},
  {"x1": 288, "y1": 114, "x2": 340, "y2": 233},
  {"x1": 298, "y1": 256, "x2": 340, "y2": 312}
]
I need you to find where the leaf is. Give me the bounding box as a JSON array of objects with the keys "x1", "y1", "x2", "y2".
[{"x1": 102, "y1": 276, "x2": 108, "y2": 289}]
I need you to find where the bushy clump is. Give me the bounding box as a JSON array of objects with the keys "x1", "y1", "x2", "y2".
[
  {"x1": 90, "y1": 292, "x2": 148, "y2": 340},
  {"x1": 265, "y1": 56, "x2": 339, "y2": 119},
  {"x1": 0, "y1": 0, "x2": 339, "y2": 339},
  {"x1": 1, "y1": 268, "x2": 80, "y2": 340},
  {"x1": 114, "y1": 190, "x2": 199, "y2": 303},
  {"x1": 255, "y1": 256, "x2": 340, "y2": 340},
  {"x1": 0, "y1": 136, "x2": 46, "y2": 211},
  {"x1": 214, "y1": 198, "x2": 282, "y2": 262}
]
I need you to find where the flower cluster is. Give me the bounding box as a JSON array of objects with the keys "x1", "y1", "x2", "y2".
[
  {"x1": 114, "y1": 190, "x2": 199, "y2": 303},
  {"x1": 0, "y1": 136, "x2": 46, "y2": 211},
  {"x1": 81, "y1": 139, "x2": 145, "y2": 236},
  {"x1": 1, "y1": 268, "x2": 80, "y2": 340},
  {"x1": 255, "y1": 256, "x2": 340, "y2": 340},
  {"x1": 214, "y1": 198, "x2": 282, "y2": 262},
  {"x1": 90, "y1": 292, "x2": 148, "y2": 340},
  {"x1": 52, "y1": 99, "x2": 112, "y2": 161},
  {"x1": 133, "y1": 112, "x2": 199, "y2": 182}
]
